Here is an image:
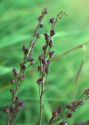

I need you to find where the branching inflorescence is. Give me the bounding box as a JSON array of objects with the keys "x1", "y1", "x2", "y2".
[
  {"x1": 3, "y1": 7, "x2": 89, "y2": 125},
  {"x1": 37, "y1": 11, "x2": 67, "y2": 125},
  {"x1": 4, "y1": 8, "x2": 47, "y2": 125},
  {"x1": 49, "y1": 89, "x2": 89, "y2": 125}
]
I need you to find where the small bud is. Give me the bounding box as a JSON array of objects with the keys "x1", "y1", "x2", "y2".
[
  {"x1": 12, "y1": 68, "x2": 19, "y2": 78},
  {"x1": 42, "y1": 45, "x2": 47, "y2": 52},
  {"x1": 39, "y1": 55, "x2": 44, "y2": 62},
  {"x1": 66, "y1": 104, "x2": 71, "y2": 109},
  {"x1": 67, "y1": 112, "x2": 72, "y2": 118},
  {"x1": 37, "y1": 78, "x2": 44, "y2": 84},
  {"x1": 20, "y1": 63, "x2": 26, "y2": 71},
  {"x1": 49, "y1": 39, "x2": 54, "y2": 48},
  {"x1": 4, "y1": 107, "x2": 10, "y2": 113},
  {"x1": 38, "y1": 66, "x2": 43, "y2": 72},
  {"x1": 23, "y1": 45, "x2": 28, "y2": 55},
  {"x1": 49, "y1": 51, "x2": 54, "y2": 58},
  {"x1": 11, "y1": 79, "x2": 16, "y2": 84},
  {"x1": 38, "y1": 16, "x2": 42, "y2": 22},
  {"x1": 50, "y1": 29, "x2": 55, "y2": 36},
  {"x1": 17, "y1": 101, "x2": 24, "y2": 110},
  {"x1": 44, "y1": 33, "x2": 50, "y2": 45},
  {"x1": 40, "y1": 23, "x2": 43, "y2": 28},
  {"x1": 45, "y1": 66, "x2": 49, "y2": 74},
  {"x1": 52, "y1": 111, "x2": 59, "y2": 118},
  {"x1": 30, "y1": 59, "x2": 35, "y2": 65},
  {"x1": 42, "y1": 58, "x2": 47, "y2": 65},
  {"x1": 47, "y1": 60, "x2": 51, "y2": 66},
  {"x1": 49, "y1": 18, "x2": 55, "y2": 24}
]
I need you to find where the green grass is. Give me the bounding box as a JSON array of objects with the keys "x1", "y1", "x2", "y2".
[{"x1": 0, "y1": 0, "x2": 89, "y2": 124}]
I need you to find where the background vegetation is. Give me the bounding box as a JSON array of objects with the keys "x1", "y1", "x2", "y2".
[{"x1": 0, "y1": 0, "x2": 89, "y2": 124}]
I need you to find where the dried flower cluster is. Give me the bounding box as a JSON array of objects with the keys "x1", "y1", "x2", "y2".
[
  {"x1": 4, "y1": 8, "x2": 47, "y2": 125},
  {"x1": 37, "y1": 11, "x2": 66, "y2": 125},
  {"x1": 3, "y1": 7, "x2": 89, "y2": 125},
  {"x1": 49, "y1": 89, "x2": 89, "y2": 125}
]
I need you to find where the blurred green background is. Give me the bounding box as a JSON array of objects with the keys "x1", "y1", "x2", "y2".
[{"x1": 0, "y1": 0, "x2": 89, "y2": 125}]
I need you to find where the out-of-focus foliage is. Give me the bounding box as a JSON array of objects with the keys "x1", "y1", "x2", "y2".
[{"x1": 0, "y1": 0, "x2": 89, "y2": 124}]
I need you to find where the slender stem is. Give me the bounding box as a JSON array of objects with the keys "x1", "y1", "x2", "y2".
[{"x1": 39, "y1": 83, "x2": 44, "y2": 125}]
